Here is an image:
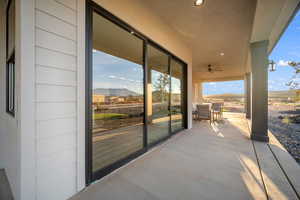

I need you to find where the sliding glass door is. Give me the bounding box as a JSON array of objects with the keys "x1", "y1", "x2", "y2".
[
  {"x1": 86, "y1": 2, "x2": 187, "y2": 183},
  {"x1": 91, "y1": 12, "x2": 144, "y2": 174},
  {"x1": 147, "y1": 45, "x2": 170, "y2": 145},
  {"x1": 170, "y1": 59, "x2": 184, "y2": 132}
]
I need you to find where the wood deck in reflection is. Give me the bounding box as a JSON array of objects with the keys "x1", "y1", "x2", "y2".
[{"x1": 92, "y1": 117, "x2": 182, "y2": 172}]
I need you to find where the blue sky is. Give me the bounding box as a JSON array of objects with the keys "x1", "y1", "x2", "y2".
[
  {"x1": 93, "y1": 50, "x2": 144, "y2": 94},
  {"x1": 203, "y1": 80, "x2": 244, "y2": 95},
  {"x1": 93, "y1": 50, "x2": 182, "y2": 94},
  {"x1": 204, "y1": 11, "x2": 300, "y2": 95}
]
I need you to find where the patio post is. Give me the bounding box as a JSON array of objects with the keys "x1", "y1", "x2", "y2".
[
  {"x1": 245, "y1": 73, "x2": 251, "y2": 119},
  {"x1": 192, "y1": 82, "x2": 198, "y2": 103},
  {"x1": 193, "y1": 82, "x2": 203, "y2": 103},
  {"x1": 250, "y1": 40, "x2": 269, "y2": 142},
  {"x1": 198, "y1": 82, "x2": 204, "y2": 103}
]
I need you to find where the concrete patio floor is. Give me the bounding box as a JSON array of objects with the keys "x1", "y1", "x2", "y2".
[{"x1": 70, "y1": 113, "x2": 300, "y2": 200}]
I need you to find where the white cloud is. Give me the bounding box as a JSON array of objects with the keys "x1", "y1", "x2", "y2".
[
  {"x1": 277, "y1": 60, "x2": 290, "y2": 66},
  {"x1": 108, "y1": 75, "x2": 142, "y2": 83},
  {"x1": 209, "y1": 82, "x2": 216, "y2": 85}
]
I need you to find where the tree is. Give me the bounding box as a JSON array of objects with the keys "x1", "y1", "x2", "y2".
[
  {"x1": 286, "y1": 62, "x2": 300, "y2": 89},
  {"x1": 153, "y1": 73, "x2": 170, "y2": 102}
]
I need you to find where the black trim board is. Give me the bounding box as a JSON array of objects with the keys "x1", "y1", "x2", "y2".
[{"x1": 85, "y1": 3, "x2": 93, "y2": 185}]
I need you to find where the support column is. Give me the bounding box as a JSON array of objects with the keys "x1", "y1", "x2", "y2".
[
  {"x1": 198, "y1": 82, "x2": 203, "y2": 103},
  {"x1": 250, "y1": 40, "x2": 269, "y2": 142},
  {"x1": 192, "y1": 82, "x2": 203, "y2": 103},
  {"x1": 245, "y1": 73, "x2": 251, "y2": 119},
  {"x1": 193, "y1": 82, "x2": 199, "y2": 103}
]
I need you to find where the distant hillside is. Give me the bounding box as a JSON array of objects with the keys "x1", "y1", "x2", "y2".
[
  {"x1": 93, "y1": 88, "x2": 139, "y2": 96},
  {"x1": 268, "y1": 90, "x2": 299, "y2": 98},
  {"x1": 204, "y1": 93, "x2": 244, "y2": 99},
  {"x1": 204, "y1": 90, "x2": 300, "y2": 100}
]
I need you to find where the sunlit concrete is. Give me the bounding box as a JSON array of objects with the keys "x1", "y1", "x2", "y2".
[
  {"x1": 70, "y1": 113, "x2": 299, "y2": 200},
  {"x1": 267, "y1": 131, "x2": 300, "y2": 198}
]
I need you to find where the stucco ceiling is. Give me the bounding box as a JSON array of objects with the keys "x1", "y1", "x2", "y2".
[
  {"x1": 143, "y1": 0, "x2": 257, "y2": 82},
  {"x1": 251, "y1": 0, "x2": 300, "y2": 52},
  {"x1": 142, "y1": 0, "x2": 299, "y2": 82}
]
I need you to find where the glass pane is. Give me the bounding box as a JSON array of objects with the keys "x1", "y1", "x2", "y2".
[
  {"x1": 92, "y1": 12, "x2": 144, "y2": 173},
  {"x1": 147, "y1": 45, "x2": 170, "y2": 144},
  {"x1": 171, "y1": 59, "x2": 184, "y2": 132},
  {"x1": 8, "y1": 64, "x2": 12, "y2": 111},
  {"x1": 7, "y1": 0, "x2": 15, "y2": 58},
  {"x1": 9, "y1": 63, "x2": 14, "y2": 111}
]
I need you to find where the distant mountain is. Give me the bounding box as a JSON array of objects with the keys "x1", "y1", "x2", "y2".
[
  {"x1": 268, "y1": 90, "x2": 299, "y2": 98},
  {"x1": 204, "y1": 93, "x2": 244, "y2": 99},
  {"x1": 93, "y1": 88, "x2": 139, "y2": 97},
  {"x1": 204, "y1": 90, "x2": 300, "y2": 99}
]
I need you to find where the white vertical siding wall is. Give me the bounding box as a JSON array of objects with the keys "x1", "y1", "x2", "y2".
[{"x1": 34, "y1": 0, "x2": 78, "y2": 199}]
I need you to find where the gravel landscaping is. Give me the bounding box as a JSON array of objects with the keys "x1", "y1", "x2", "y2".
[{"x1": 268, "y1": 105, "x2": 300, "y2": 164}]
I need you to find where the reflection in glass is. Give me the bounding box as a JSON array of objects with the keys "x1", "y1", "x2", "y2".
[
  {"x1": 7, "y1": 0, "x2": 15, "y2": 57},
  {"x1": 171, "y1": 59, "x2": 184, "y2": 132},
  {"x1": 92, "y1": 13, "x2": 144, "y2": 173},
  {"x1": 147, "y1": 45, "x2": 170, "y2": 144}
]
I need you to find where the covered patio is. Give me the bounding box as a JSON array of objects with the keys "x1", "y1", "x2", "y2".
[
  {"x1": 70, "y1": 112, "x2": 300, "y2": 200},
  {"x1": 1, "y1": 0, "x2": 300, "y2": 199}
]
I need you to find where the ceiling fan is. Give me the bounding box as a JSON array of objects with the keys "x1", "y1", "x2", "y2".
[{"x1": 207, "y1": 64, "x2": 223, "y2": 73}]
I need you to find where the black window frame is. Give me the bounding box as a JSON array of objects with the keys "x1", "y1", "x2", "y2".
[
  {"x1": 5, "y1": 0, "x2": 15, "y2": 117},
  {"x1": 86, "y1": 0, "x2": 188, "y2": 184}
]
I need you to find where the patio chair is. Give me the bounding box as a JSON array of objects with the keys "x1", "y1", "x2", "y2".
[
  {"x1": 212, "y1": 103, "x2": 223, "y2": 121},
  {"x1": 196, "y1": 104, "x2": 212, "y2": 124}
]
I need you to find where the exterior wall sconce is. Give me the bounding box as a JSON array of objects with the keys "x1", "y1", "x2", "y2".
[
  {"x1": 269, "y1": 60, "x2": 276, "y2": 72},
  {"x1": 194, "y1": 0, "x2": 204, "y2": 6}
]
